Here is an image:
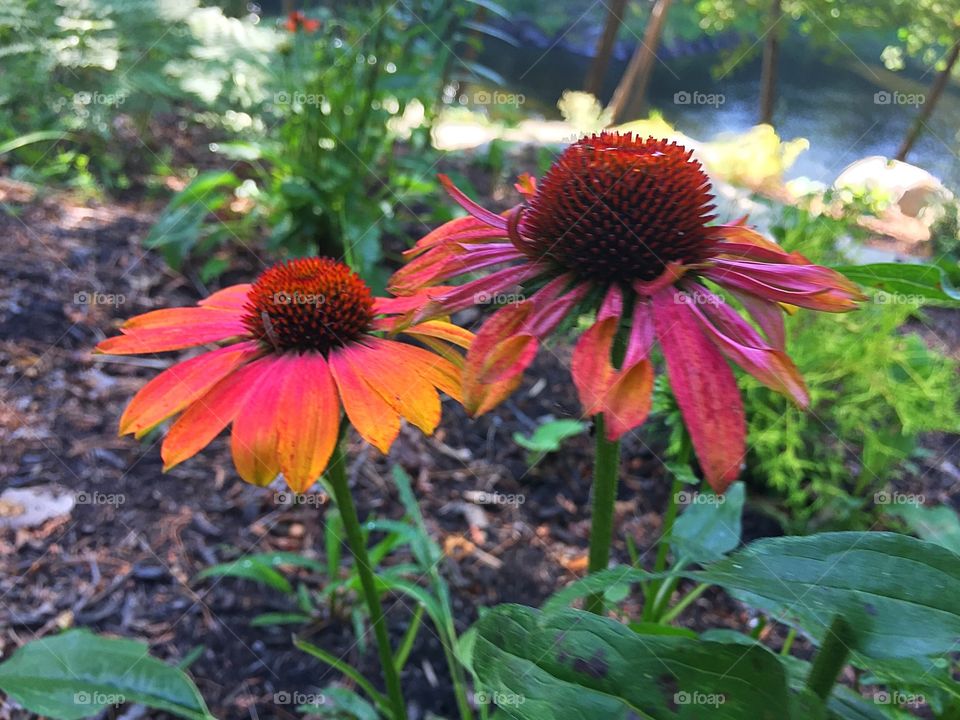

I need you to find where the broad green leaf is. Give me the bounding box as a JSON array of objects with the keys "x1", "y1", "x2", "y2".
[
  {"x1": 0, "y1": 630, "x2": 212, "y2": 720},
  {"x1": 887, "y1": 504, "x2": 960, "y2": 555},
  {"x1": 696, "y1": 532, "x2": 960, "y2": 659},
  {"x1": 628, "y1": 622, "x2": 697, "y2": 638},
  {"x1": 671, "y1": 482, "x2": 744, "y2": 563},
  {"x1": 471, "y1": 604, "x2": 795, "y2": 719},
  {"x1": 834, "y1": 263, "x2": 960, "y2": 304}
]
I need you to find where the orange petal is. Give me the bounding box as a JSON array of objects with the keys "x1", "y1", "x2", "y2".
[
  {"x1": 329, "y1": 348, "x2": 401, "y2": 454},
  {"x1": 230, "y1": 357, "x2": 286, "y2": 486},
  {"x1": 119, "y1": 342, "x2": 261, "y2": 437},
  {"x1": 199, "y1": 284, "x2": 253, "y2": 310},
  {"x1": 161, "y1": 356, "x2": 273, "y2": 470},
  {"x1": 340, "y1": 340, "x2": 441, "y2": 435},
  {"x1": 380, "y1": 342, "x2": 465, "y2": 404},
  {"x1": 601, "y1": 360, "x2": 654, "y2": 440},
  {"x1": 121, "y1": 307, "x2": 244, "y2": 330},
  {"x1": 275, "y1": 354, "x2": 340, "y2": 493},
  {"x1": 97, "y1": 321, "x2": 248, "y2": 355},
  {"x1": 571, "y1": 314, "x2": 618, "y2": 416},
  {"x1": 402, "y1": 320, "x2": 474, "y2": 350}
]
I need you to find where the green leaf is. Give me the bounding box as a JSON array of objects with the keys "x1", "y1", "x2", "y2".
[
  {"x1": 671, "y1": 482, "x2": 745, "y2": 563},
  {"x1": 298, "y1": 686, "x2": 380, "y2": 720},
  {"x1": 196, "y1": 564, "x2": 291, "y2": 593},
  {"x1": 886, "y1": 504, "x2": 960, "y2": 555},
  {"x1": 470, "y1": 604, "x2": 796, "y2": 719},
  {"x1": 834, "y1": 262, "x2": 960, "y2": 304},
  {"x1": 543, "y1": 568, "x2": 668, "y2": 613},
  {"x1": 0, "y1": 130, "x2": 72, "y2": 156},
  {"x1": 696, "y1": 532, "x2": 960, "y2": 659},
  {"x1": 249, "y1": 612, "x2": 311, "y2": 627},
  {"x1": 513, "y1": 419, "x2": 588, "y2": 454},
  {"x1": 0, "y1": 630, "x2": 212, "y2": 720}
]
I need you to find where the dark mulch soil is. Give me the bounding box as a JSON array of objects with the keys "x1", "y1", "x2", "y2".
[{"x1": 1, "y1": 193, "x2": 957, "y2": 719}]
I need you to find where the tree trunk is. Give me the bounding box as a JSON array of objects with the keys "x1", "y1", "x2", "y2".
[
  {"x1": 896, "y1": 39, "x2": 960, "y2": 161},
  {"x1": 608, "y1": 0, "x2": 674, "y2": 124},
  {"x1": 759, "y1": 0, "x2": 783, "y2": 125},
  {"x1": 584, "y1": 0, "x2": 630, "y2": 98}
]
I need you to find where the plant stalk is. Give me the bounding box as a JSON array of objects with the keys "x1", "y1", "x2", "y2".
[
  {"x1": 327, "y1": 441, "x2": 408, "y2": 720},
  {"x1": 586, "y1": 413, "x2": 622, "y2": 614},
  {"x1": 806, "y1": 616, "x2": 854, "y2": 701}
]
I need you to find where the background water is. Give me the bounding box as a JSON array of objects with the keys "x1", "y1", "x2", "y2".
[{"x1": 478, "y1": 33, "x2": 960, "y2": 189}]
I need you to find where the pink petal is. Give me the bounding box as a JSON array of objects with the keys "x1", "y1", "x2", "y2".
[{"x1": 653, "y1": 287, "x2": 746, "y2": 492}]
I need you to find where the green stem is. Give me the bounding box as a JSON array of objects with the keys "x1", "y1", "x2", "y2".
[
  {"x1": 780, "y1": 627, "x2": 798, "y2": 657},
  {"x1": 643, "y1": 473, "x2": 683, "y2": 621},
  {"x1": 586, "y1": 413, "x2": 622, "y2": 614},
  {"x1": 806, "y1": 616, "x2": 854, "y2": 701},
  {"x1": 659, "y1": 582, "x2": 709, "y2": 625},
  {"x1": 327, "y1": 441, "x2": 408, "y2": 720}
]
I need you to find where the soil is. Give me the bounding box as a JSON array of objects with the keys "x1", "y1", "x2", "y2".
[{"x1": 0, "y1": 190, "x2": 957, "y2": 720}]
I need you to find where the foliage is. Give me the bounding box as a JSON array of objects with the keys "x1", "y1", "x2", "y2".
[
  {"x1": 0, "y1": 629, "x2": 212, "y2": 720},
  {"x1": 150, "y1": 1, "x2": 494, "y2": 284},
  {"x1": 739, "y1": 206, "x2": 958, "y2": 523},
  {"x1": 486, "y1": 530, "x2": 960, "y2": 720},
  {"x1": 513, "y1": 418, "x2": 588, "y2": 461},
  {"x1": 0, "y1": 0, "x2": 273, "y2": 188},
  {"x1": 195, "y1": 466, "x2": 473, "y2": 719}
]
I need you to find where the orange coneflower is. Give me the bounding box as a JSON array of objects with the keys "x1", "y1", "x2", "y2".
[
  {"x1": 388, "y1": 132, "x2": 864, "y2": 491},
  {"x1": 285, "y1": 10, "x2": 320, "y2": 33},
  {"x1": 97, "y1": 257, "x2": 470, "y2": 492}
]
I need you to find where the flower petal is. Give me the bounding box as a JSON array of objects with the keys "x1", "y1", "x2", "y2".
[
  {"x1": 329, "y1": 348, "x2": 401, "y2": 454},
  {"x1": 339, "y1": 340, "x2": 441, "y2": 435},
  {"x1": 161, "y1": 356, "x2": 275, "y2": 470},
  {"x1": 653, "y1": 287, "x2": 745, "y2": 492},
  {"x1": 399, "y1": 320, "x2": 474, "y2": 350},
  {"x1": 231, "y1": 359, "x2": 286, "y2": 486},
  {"x1": 199, "y1": 284, "x2": 253, "y2": 310},
  {"x1": 438, "y1": 174, "x2": 509, "y2": 230},
  {"x1": 275, "y1": 354, "x2": 340, "y2": 493},
  {"x1": 601, "y1": 360, "x2": 654, "y2": 440},
  {"x1": 684, "y1": 285, "x2": 808, "y2": 406},
  {"x1": 120, "y1": 307, "x2": 244, "y2": 330},
  {"x1": 97, "y1": 309, "x2": 249, "y2": 354},
  {"x1": 119, "y1": 341, "x2": 261, "y2": 437}
]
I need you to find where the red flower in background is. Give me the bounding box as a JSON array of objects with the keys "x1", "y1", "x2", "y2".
[
  {"x1": 97, "y1": 258, "x2": 470, "y2": 492},
  {"x1": 285, "y1": 10, "x2": 320, "y2": 33},
  {"x1": 388, "y1": 132, "x2": 864, "y2": 491}
]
